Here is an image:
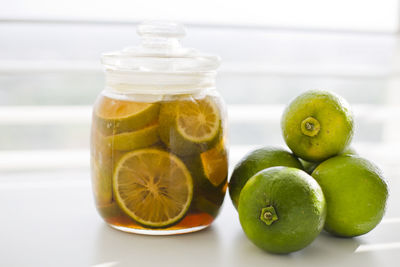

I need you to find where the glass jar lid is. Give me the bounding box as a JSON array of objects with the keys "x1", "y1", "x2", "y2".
[{"x1": 101, "y1": 21, "x2": 220, "y2": 73}]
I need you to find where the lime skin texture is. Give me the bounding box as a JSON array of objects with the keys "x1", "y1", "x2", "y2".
[
  {"x1": 238, "y1": 167, "x2": 327, "y2": 254},
  {"x1": 229, "y1": 147, "x2": 303, "y2": 210},
  {"x1": 300, "y1": 146, "x2": 358, "y2": 174},
  {"x1": 312, "y1": 155, "x2": 388, "y2": 237},
  {"x1": 281, "y1": 90, "x2": 354, "y2": 162}
]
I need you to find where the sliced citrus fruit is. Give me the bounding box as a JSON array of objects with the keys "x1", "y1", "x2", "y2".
[
  {"x1": 113, "y1": 149, "x2": 193, "y2": 228},
  {"x1": 91, "y1": 158, "x2": 113, "y2": 205},
  {"x1": 102, "y1": 123, "x2": 160, "y2": 151},
  {"x1": 159, "y1": 96, "x2": 222, "y2": 156},
  {"x1": 176, "y1": 98, "x2": 220, "y2": 143},
  {"x1": 191, "y1": 195, "x2": 222, "y2": 218},
  {"x1": 90, "y1": 136, "x2": 125, "y2": 206},
  {"x1": 200, "y1": 140, "x2": 228, "y2": 187},
  {"x1": 95, "y1": 95, "x2": 160, "y2": 135},
  {"x1": 183, "y1": 150, "x2": 227, "y2": 212},
  {"x1": 97, "y1": 202, "x2": 126, "y2": 220}
]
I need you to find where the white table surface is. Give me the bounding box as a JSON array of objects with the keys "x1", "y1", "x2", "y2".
[{"x1": 1, "y1": 153, "x2": 399, "y2": 267}]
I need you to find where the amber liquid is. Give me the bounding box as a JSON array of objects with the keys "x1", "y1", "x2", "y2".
[{"x1": 90, "y1": 92, "x2": 228, "y2": 234}]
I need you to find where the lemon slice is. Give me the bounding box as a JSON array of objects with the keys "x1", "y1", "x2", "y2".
[
  {"x1": 159, "y1": 96, "x2": 221, "y2": 156},
  {"x1": 113, "y1": 149, "x2": 193, "y2": 228},
  {"x1": 102, "y1": 123, "x2": 160, "y2": 151},
  {"x1": 200, "y1": 140, "x2": 228, "y2": 187},
  {"x1": 176, "y1": 98, "x2": 220, "y2": 142},
  {"x1": 95, "y1": 96, "x2": 160, "y2": 135}
]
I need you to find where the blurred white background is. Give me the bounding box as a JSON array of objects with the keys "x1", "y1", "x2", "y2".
[{"x1": 1, "y1": 0, "x2": 400, "y2": 173}]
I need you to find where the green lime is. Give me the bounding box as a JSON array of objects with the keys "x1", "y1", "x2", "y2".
[
  {"x1": 229, "y1": 147, "x2": 303, "y2": 210},
  {"x1": 299, "y1": 159, "x2": 319, "y2": 175},
  {"x1": 238, "y1": 167, "x2": 326, "y2": 254},
  {"x1": 95, "y1": 95, "x2": 159, "y2": 135},
  {"x1": 341, "y1": 146, "x2": 357, "y2": 156},
  {"x1": 158, "y1": 96, "x2": 222, "y2": 156},
  {"x1": 312, "y1": 155, "x2": 388, "y2": 237},
  {"x1": 113, "y1": 148, "x2": 193, "y2": 228},
  {"x1": 281, "y1": 90, "x2": 354, "y2": 162},
  {"x1": 300, "y1": 146, "x2": 358, "y2": 174}
]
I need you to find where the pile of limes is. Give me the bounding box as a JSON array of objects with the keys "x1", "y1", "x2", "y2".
[{"x1": 229, "y1": 90, "x2": 389, "y2": 254}]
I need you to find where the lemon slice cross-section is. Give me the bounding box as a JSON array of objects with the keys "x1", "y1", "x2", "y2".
[
  {"x1": 159, "y1": 96, "x2": 222, "y2": 156},
  {"x1": 113, "y1": 149, "x2": 193, "y2": 228},
  {"x1": 176, "y1": 97, "x2": 220, "y2": 143}
]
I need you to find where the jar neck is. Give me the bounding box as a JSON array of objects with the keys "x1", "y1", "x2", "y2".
[{"x1": 104, "y1": 69, "x2": 216, "y2": 95}]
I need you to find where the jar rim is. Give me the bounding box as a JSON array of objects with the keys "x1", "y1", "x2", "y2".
[{"x1": 104, "y1": 70, "x2": 217, "y2": 95}]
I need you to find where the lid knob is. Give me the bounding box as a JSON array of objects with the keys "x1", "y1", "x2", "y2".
[
  {"x1": 102, "y1": 20, "x2": 220, "y2": 73},
  {"x1": 137, "y1": 21, "x2": 186, "y2": 39}
]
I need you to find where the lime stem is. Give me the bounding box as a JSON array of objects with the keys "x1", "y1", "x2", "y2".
[
  {"x1": 260, "y1": 206, "x2": 278, "y2": 226},
  {"x1": 264, "y1": 211, "x2": 273, "y2": 220},
  {"x1": 301, "y1": 117, "x2": 321, "y2": 137}
]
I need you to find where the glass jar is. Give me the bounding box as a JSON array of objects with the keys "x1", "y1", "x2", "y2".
[{"x1": 90, "y1": 21, "x2": 228, "y2": 235}]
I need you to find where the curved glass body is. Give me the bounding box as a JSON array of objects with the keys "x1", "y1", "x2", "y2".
[{"x1": 90, "y1": 89, "x2": 228, "y2": 235}]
